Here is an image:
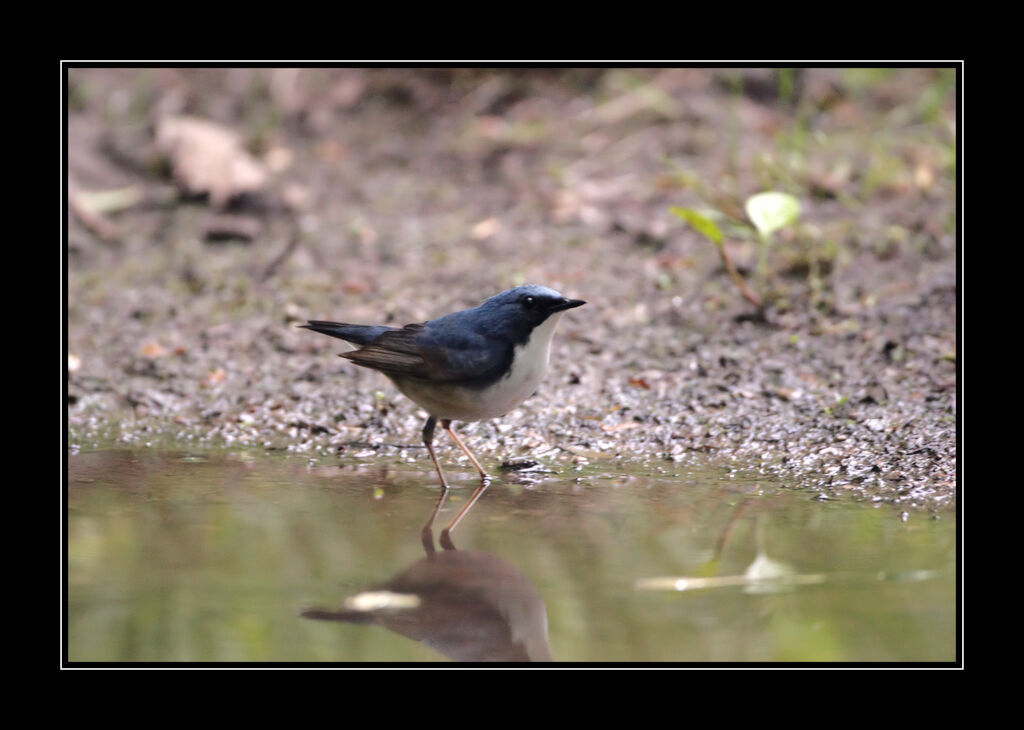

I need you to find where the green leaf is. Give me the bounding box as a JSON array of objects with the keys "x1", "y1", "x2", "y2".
[
  {"x1": 669, "y1": 206, "x2": 723, "y2": 245},
  {"x1": 745, "y1": 192, "x2": 800, "y2": 239}
]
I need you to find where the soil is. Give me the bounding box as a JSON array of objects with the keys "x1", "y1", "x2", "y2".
[{"x1": 66, "y1": 67, "x2": 959, "y2": 511}]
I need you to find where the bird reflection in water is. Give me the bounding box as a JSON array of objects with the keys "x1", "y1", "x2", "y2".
[{"x1": 301, "y1": 484, "x2": 553, "y2": 662}]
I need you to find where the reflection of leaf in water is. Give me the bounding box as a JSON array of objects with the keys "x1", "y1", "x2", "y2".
[
  {"x1": 634, "y1": 564, "x2": 943, "y2": 594},
  {"x1": 155, "y1": 116, "x2": 268, "y2": 208},
  {"x1": 742, "y1": 552, "x2": 804, "y2": 594},
  {"x1": 634, "y1": 570, "x2": 825, "y2": 594}
]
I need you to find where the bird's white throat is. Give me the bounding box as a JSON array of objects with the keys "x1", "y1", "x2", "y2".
[{"x1": 496, "y1": 310, "x2": 564, "y2": 411}]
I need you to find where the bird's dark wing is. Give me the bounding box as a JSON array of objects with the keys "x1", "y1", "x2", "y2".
[
  {"x1": 341, "y1": 322, "x2": 509, "y2": 384},
  {"x1": 340, "y1": 324, "x2": 430, "y2": 376}
]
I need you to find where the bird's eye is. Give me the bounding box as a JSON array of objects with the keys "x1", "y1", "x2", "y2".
[{"x1": 523, "y1": 296, "x2": 536, "y2": 308}]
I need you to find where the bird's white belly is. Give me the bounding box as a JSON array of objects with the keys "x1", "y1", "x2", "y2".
[{"x1": 392, "y1": 313, "x2": 562, "y2": 421}]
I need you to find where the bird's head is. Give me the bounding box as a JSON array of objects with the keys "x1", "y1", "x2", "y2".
[{"x1": 477, "y1": 285, "x2": 586, "y2": 339}]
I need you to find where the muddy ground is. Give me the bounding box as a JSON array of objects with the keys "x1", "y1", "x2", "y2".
[{"x1": 65, "y1": 68, "x2": 958, "y2": 511}]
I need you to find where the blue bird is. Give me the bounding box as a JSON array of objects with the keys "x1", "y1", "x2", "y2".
[{"x1": 301, "y1": 285, "x2": 585, "y2": 490}]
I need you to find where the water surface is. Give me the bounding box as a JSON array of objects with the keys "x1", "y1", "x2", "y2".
[{"x1": 66, "y1": 451, "x2": 956, "y2": 663}]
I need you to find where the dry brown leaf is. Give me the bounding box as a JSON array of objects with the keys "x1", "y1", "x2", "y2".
[
  {"x1": 601, "y1": 422, "x2": 642, "y2": 432},
  {"x1": 914, "y1": 162, "x2": 934, "y2": 190},
  {"x1": 471, "y1": 217, "x2": 500, "y2": 240},
  {"x1": 155, "y1": 116, "x2": 267, "y2": 208},
  {"x1": 342, "y1": 279, "x2": 372, "y2": 295},
  {"x1": 68, "y1": 193, "x2": 119, "y2": 242},
  {"x1": 203, "y1": 367, "x2": 226, "y2": 387},
  {"x1": 329, "y1": 71, "x2": 366, "y2": 109},
  {"x1": 281, "y1": 182, "x2": 311, "y2": 212},
  {"x1": 263, "y1": 145, "x2": 294, "y2": 173},
  {"x1": 140, "y1": 341, "x2": 167, "y2": 358}
]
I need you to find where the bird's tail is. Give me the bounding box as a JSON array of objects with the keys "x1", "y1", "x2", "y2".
[{"x1": 299, "y1": 321, "x2": 393, "y2": 345}]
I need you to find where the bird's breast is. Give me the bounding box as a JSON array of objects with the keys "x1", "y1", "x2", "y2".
[{"x1": 491, "y1": 316, "x2": 558, "y2": 411}]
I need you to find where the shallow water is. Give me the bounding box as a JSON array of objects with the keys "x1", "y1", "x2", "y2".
[{"x1": 66, "y1": 450, "x2": 957, "y2": 663}]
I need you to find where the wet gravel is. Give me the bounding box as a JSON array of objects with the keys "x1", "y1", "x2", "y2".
[{"x1": 66, "y1": 68, "x2": 958, "y2": 511}]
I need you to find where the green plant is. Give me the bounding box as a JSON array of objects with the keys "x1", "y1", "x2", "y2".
[
  {"x1": 669, "y1": 206, "x2": 761, "y2": 306},
  {"x1": 745, "y1": 191, "x2": 802, "y2": 275},
  {"x1": 670, "y1": 190, "x2": 802, "y2": 308}
]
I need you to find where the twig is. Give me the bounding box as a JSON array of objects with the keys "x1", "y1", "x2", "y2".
[
  {"x1": 69, "y1": 193, "x2": 119, "y2": 243},
  {"x1": 718, "y1": 239, "x2": 762, "y2": 307},
  {"x1": 260, "y1": 231, "x2": 300, "y2": 282}
]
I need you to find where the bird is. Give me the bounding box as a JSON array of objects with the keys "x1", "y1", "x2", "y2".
[
  {"x1": 302, "y1": 493, "x2": 553, "y2": 662},
  {"x1": 301, "y1": 547, "x2": 554, "y2": 662},
  {"x1": 300, "y1": 285, "x2": 585, "y2": 493}
]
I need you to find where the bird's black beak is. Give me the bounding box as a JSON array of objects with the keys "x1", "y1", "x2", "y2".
[{"x1": 548, "y1": 297, "x2": 586, "y2": 313}]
